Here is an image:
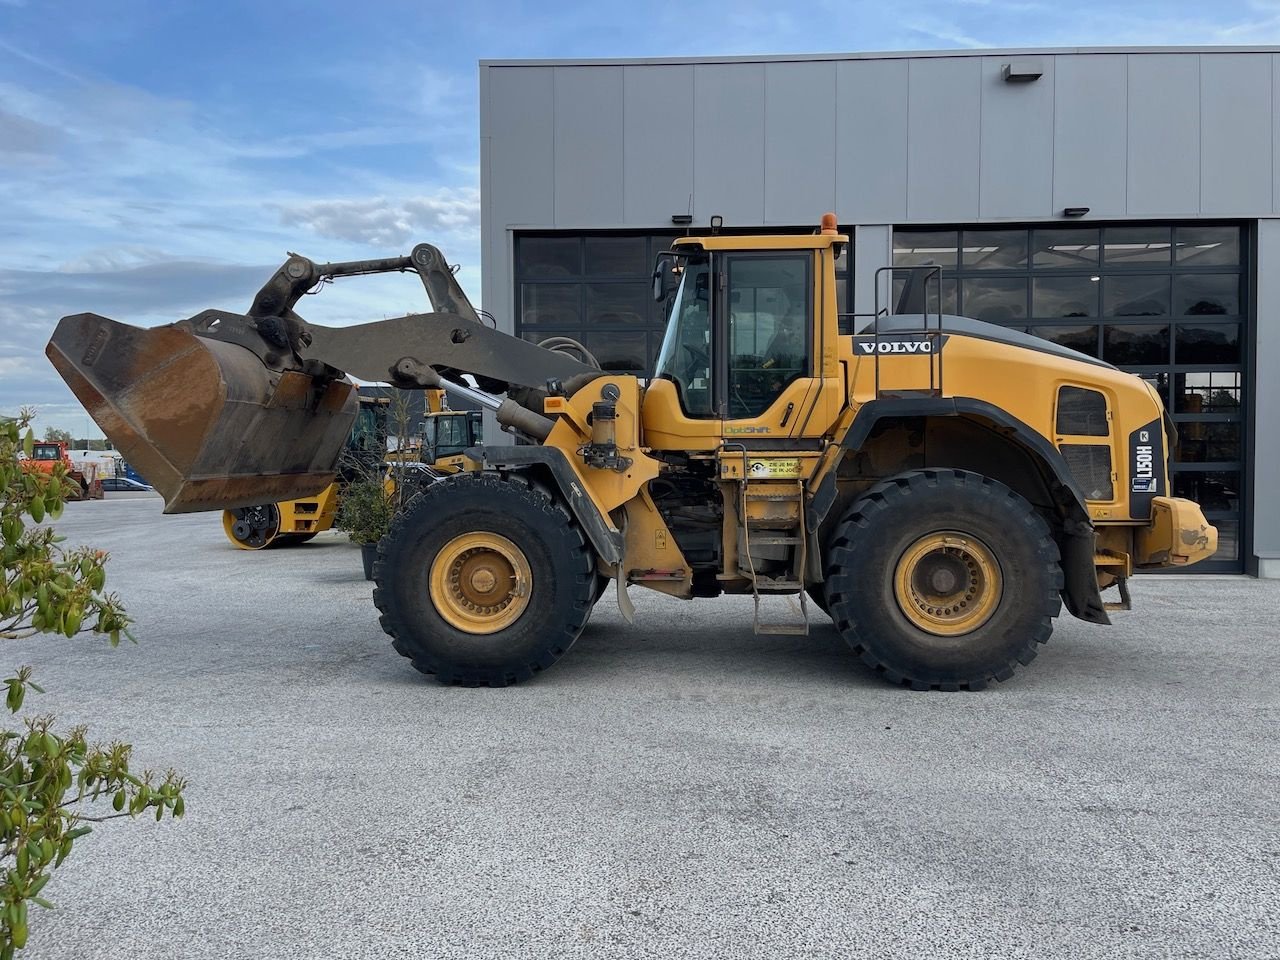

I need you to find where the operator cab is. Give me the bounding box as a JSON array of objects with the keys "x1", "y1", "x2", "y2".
[
  {"x1": 421, "y1": 410, "x2": 483, "y2": 462},
  {"x1": 645, "y1": 218, "x2": 846, "y2": 452}
]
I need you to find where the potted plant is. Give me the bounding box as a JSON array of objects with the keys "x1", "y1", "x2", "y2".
[{"x1": 335, "y1": 476, "x2": 394, "y2": 580}]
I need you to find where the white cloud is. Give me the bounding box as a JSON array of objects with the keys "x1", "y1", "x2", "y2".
[{"x1": 276, "y1": 189, "x2": 480, "y2": 247}]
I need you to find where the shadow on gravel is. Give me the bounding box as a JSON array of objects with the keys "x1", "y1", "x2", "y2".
[{"x1": 369, "y1": 615, "x2": 887, "y2": 691}]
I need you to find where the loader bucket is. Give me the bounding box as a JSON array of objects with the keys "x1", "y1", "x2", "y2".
[{"x1": 46, "y1": 313, "x2": 359, "y2": 514}]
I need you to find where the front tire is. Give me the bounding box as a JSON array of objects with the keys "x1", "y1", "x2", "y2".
[
  {"x1": 373, "y1": 473, "x2": 596, "y2": 686},
  {"x1": 824, "y1": 469, "x2": 1062, "y2": 691}
]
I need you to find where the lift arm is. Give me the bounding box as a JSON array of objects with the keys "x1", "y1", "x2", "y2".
[{"x1": 45, "y1": 243, "x2": 599, "y2": 512}]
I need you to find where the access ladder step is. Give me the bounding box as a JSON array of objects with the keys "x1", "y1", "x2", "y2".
[
  {"x1": 744, "y1": 492, "x2": 804, "y2": 501},
  {"x1": 748, "y1": 535, "x2": 802, "y2": 546},
  {"x1": 754, "y1": 622, "x2": 811, "y2": 636},
  {"x1": 753, "y1": 578, "x2": 803, "y2": 592},
  {"x1": 751, "y1": 590, "x2": 810, "y2": 636}
]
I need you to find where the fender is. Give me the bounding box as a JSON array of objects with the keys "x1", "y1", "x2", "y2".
[
  {"x1": 463, "y1": 445, "x2": 623, "y2": 565},
  {"x1": 811, "y1": 396, "x2": 1108, "y2": 625}
]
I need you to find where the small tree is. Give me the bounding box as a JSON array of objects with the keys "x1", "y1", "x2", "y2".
[
  {"x1": 1, "y1": 410, "x2": 185, "y2": 956},
  {"x1": 39, "y1": 428, "x2": 72, "y2": 445}
]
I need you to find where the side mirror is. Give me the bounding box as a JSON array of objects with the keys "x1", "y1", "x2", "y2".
[{"x1": 652, "y1": 258, "x2": 668, "y2": 302}]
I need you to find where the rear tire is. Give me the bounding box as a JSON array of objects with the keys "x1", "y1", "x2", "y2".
[
  {"x1": 373, "y1": 472, "x2": 596, "y2": 686},
  {"x1": 824, "y1": 469, "x2": 1062, "y2": 691}
]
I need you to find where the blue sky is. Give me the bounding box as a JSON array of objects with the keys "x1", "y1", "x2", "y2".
[{"x1": 2, "y1": 0, "x2": 1279, "y2": 435}]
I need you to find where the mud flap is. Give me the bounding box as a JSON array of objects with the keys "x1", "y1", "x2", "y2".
[{"x1": 1060, "y1": 519, "x2": 1110, "y2": 625}]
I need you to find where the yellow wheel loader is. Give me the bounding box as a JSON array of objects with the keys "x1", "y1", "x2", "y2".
[
  {"x1": 222, "y1": 387, "x2": 481, "y2": 549},
  {"x1": 45, "y1": 217, "x2": 1216, "y2": 690},
  {"x1": 221, "y1": 394, "x2": 389, "y2": 549}
]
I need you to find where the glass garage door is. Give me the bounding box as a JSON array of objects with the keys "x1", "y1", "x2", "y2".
[
  {"x1": 893, "y1": 224, "x2": 1247, "y2": 573},
  {"x1": 514, "y1": 233, "x2": 681, "y2": 375}
]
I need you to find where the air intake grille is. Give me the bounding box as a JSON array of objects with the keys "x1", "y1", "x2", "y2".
[
  {"x1": 1060, "y1": 444, "x2": 1114, "y2": 501},
  {"x1": 1057, "y1": 386, "x2": 1109, "y2": 436}
]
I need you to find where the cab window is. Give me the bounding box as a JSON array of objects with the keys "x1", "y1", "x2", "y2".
[{"x1": 725, "y1": 254, "x2": 811, "y2": 419}]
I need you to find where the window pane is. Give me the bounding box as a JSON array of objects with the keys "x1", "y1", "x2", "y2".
[
  {"x1": 891, "y1": 275, "x2": 957, "y2": 316},
  {"x1": 1032, "y1": 228, "x2": 1100, "y2": 268},
  {"x1": 585, "y1": 236, "x2": 647, "y2": 276},
  {"x1": 1175, "y1": 323, "x2": 1241, "y2": 364},
  {"x1": 1175, "y1": 372, "x2": 1241, "y2": 413},
  {"x1": 648, "y1": 234, "x2": 681, "y2": 257},
  {"x1": 893, "y1": 230, "x2": 958, "y2": 268},
  {"x1": 834, "y1": 243, "x2": 849, "y2": 274},
  {"x1": 962, "y1": 229, "x2": 1028, "y2": 269},
  {"x1": 1140, "y1": 373, "x2": 1170, "y2": 407},
  {"x1": 1103, "y1": 226, "x2": 1172, "y2": 266},
  {"x1": 517, "y1": 237, "x2": 580, "y2": 278},
  {"x1": 1176, "y1": 274, "x2": 1240, "y2": 316},
  {"x1": 1030, "y1": 324, "x2": 1099, "y2": 357},
  {"x1": 1175, "y1": 226, "x2": 1241, "y2": 266},
  {"x1": 1172, "y1": 471, "x2": 1240, "y2": 512},
  {"x1": 520, "y1": 283, "x2": 579, "y2": 325},
  {"x1": 960, "y1": 277, "x2": 1027, "y2": 323},
  {"x1": 1033, "y1": 276, "x2": 1099, "y2": 317},
  {"x1": 529, "y1": 329, "x2": 649, "y2": 374},
  {"x1": 1104, "y1": 274, "x2": 1170, "y2": 317},
  {"x1": 727, "y1": 255, "x2": 810, "y2": 418},
  {"x1": 584, "y1": 282, "x2": 650, "y2": 326},
  {"x1": 1176, "y1": 422, "x2": 1241, "y2": 463},
  {"x1": 1207, "y1": 519, "x2": 1239, "y2": 562},
  {"x1": 1104, "y1": 324, "x2": 1169, "y2": 365}
]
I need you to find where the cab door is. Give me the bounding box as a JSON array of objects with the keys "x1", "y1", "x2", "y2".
[{"x1": 717, "y1": 251, "x2": 823, "y2": 440}]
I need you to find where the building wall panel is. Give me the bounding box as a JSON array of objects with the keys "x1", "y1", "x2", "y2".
[
  {"x1": 980, "y1": 55, "x2": 1054, "y2": 218},
  {"x1": 693, "y1": 63, "x2": 766, "y2": 225},
  {"x1": 1199, "y1": 54, "x2": 1272, "y2": 215},
  {"x1": 764, "y1": 60, "x2": 836, "y2": 224},
  {"x1": 623, "y1": 65, "x2": 696, "y2": 225},
  {"x1": 1254, "y1": 219, "x2": 1280, "y2": 570},
  {"x1": 486, "y1": 66, "x2": 555, "y2": 229},
  {"x1": 835, "y1": 59, "x2": 908, "y2": 224},
  {"x1": 553, "y1": 66, "x2": 625, "y2": 226},
  {"x1": 1127, "y1": 54, "x2": 1200, "y2": 216},
  {"x1": 906, "y1": 57, "x2": 981, "y2": 222},
  {"x1": 1052, "y1": 55, "x2": 1128, "y2": 216}
]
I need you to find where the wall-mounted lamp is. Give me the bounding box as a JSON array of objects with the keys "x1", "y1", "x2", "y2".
[
  {"x1": 1002, "y1": 60, "x2": 1043, "y2": 83},
  {"x1": 670, "y1": 214, "x2": 693, "y2": 226},
  {"x1": 1063, "y1": 206, "x2": 1091, "y2": 218}
]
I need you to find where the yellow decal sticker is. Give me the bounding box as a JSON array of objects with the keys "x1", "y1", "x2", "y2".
[{"x1": 747, "y1": 458, "x2": 802, "y2": 479}]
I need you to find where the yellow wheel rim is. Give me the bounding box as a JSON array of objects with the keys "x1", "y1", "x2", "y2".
[
  {"x1": 222, "y1": 505, "x2": 279, "y2": 550},
  {"x1": 893, "y1": 532, "x2": 1003, "y2": 636},
  {"x1": 429, "y1": 533, "x2": 532, "y2": 634}
]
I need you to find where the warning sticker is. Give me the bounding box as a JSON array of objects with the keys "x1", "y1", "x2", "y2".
[{"x1": 747, "y1": 458, "x2": 803, "y2": 479}]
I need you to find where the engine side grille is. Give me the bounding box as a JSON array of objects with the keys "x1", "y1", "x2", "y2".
[
  {"x1": 1057, "y1": 386, "x2": 1109, "y2": 437},
  {"x1": 1060, "y1": 443, "x2": 1114, "y2": 501}
]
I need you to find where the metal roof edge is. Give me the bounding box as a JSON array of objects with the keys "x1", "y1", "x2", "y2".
[{"x1": 479, "y1": 45, "x2": 1280, "y2": 68}]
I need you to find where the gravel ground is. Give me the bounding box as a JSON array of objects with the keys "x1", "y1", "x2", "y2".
[{"x1": 8, "y1": 493, "x2": 1279, "y2": 959}]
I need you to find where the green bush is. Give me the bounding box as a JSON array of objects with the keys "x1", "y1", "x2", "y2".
[
  {"x1": 1, "y1": 410, "x2": 185, "y2": 957},
  {"x1": 335, "y1": 476, "x2": 394, "y2": 545}
]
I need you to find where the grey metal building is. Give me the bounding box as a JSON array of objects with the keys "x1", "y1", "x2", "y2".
[{"x1": 479, "y1": 47, "x2": 1279, "y2": 576}]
